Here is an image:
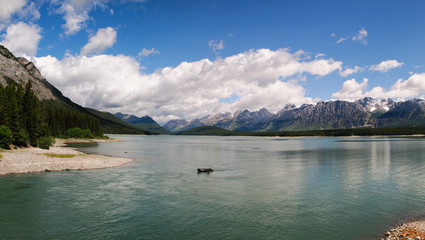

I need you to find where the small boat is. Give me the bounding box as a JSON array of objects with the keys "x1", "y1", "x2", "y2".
[{"x1": 197, "y1": 168, "x2": 214, "y2": 173}]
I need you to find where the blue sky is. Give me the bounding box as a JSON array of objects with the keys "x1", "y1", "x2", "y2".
[{"x1": 1, "y1": 0, "x2": 424, "y2": 122}]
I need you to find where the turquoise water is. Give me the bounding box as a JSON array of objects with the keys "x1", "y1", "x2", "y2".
[{"x1": 1, "y1": 135, "x2": 425, "y2": 239}]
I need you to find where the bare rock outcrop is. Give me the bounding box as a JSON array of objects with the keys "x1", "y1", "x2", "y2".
[{"x1": 0, "y1": 45, "x2": 55, "y2": 100}]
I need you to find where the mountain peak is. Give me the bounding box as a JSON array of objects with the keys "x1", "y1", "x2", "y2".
[
  {"x1": 114, "y1": 112, "x2": 169, "y2": 134},
  {"x1": 356, "y1": 97, "x2": 395, "y2": 112}
]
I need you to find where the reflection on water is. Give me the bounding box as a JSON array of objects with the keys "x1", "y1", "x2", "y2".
[{"x1": 1, "y1": 136, "x2": 425, "y2": 240}]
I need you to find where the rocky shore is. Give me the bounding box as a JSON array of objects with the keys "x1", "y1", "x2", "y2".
[
  {"x1": 381, "y1": 220, "x2": 425, "y2": 240},
  {"x1": 0, "y1": 139, "x2": 132, "y2": 175}
]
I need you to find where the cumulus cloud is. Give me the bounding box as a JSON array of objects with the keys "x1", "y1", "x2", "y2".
[
  {"x1": 339, "y1": 66, "x2": 362, "y2": 77},
  {"x1": 0, "y1": 0, "x2": 26, "y2": 22},
  {"x1": 55, "y1": 0, "x2": 107, "y2": 35},
  {"x1": 137, "y1": 48, "x2": 160, "y2": 59},
  {"x1": 32, "y1": 48, "x2": 342, "y2": 122},
  {"x1": 369, "y1": 60, "x2": 404, "y2": 72},
  {"x1": 380, "y1": 73, "x2": 425, "y2": 99},
  {"x1": 0, "y1": 22, "x2": 42, "y2": 57},
  {"x1": 332, "y1": 73, "x2": 425, "y2": 101},
  {"x1": 59, "y1": 3, "x2": 89, "y2": 35},
  {"x1": 208, "y1": 39, "x2": 224, "y2": 53},
  {"x1": 80, "y1": 27, "x2": 116, "y2": 56},
  {"x1": 331, "y1": 78, "x2": 368, "y2": 101}
]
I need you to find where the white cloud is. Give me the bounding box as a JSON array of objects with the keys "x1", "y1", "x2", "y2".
[
  {"x1": 369, "y1": 60, "x2": 404, "y2": 72},
  {"x1": 32, "y1": 48, "x2": 342, "y2": 122},
  {"x1": 352, "y1": 27, "x2": 367, "y2": 45},
  {"x1": 137, "y1": 48, "x2": 160, "y2": 59},
  {"x1": 381, "y1": 73, "x2": 425, "y2": 99},
  {"x1": 336, "y1": 37, "x2": 347, "y2": 44},
  {"x1": 56, "y1": 0, "x2": 107, "y2": 35},
  {"x1": 0, "y1": 0, "x2": 26, "y2": 22},
  {"x1": 59, "y1": 3, "x2": 89, "y2": 35},
  {"x1": 331, "y1": 78, "x2": 368, "y2": 101},
  {"x1": 69, "y1": 0, "x2": 98, "y2": 11},
  {"x1": 0, "y1": 22, "x2": 42, "y2": 57},
  {"x1": 80, "y1": 27, "x2": 116, "y2": 56},
  {"x1": 17, "y1": 1, "x2": 41, "y2": 21},
  {"x1": 208, "y1": 39, "x2": 224, "y2": 53},
  {"x1": 337, "y1": 60, "x2": 403, "y2": 77},
  {"x1": 339, "y1": 66, "x2": 362, "y2": 77},
  {"x1": 120, "y1": 0, "x2": 146, "y2": 3},
  {"x1": 335, "y1": 27, "x2": 368, "y2": 45},
  {"x1": 332, "y1": 73, "x2": 425, "y2": 101}
]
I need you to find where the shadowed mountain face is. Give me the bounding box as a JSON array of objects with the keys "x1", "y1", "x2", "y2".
[
  {"x1": 163, "y1": 98, "x2": 425, "y2": 132},
  {"x1": 114, "y1": 113, "x2": 169, "y2": 134},
  {"x1": 0, "y1": 45, "x2": 149, "y2": 135}
]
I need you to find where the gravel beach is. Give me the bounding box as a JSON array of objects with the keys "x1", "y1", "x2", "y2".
[
  {"x1": 381, "y1": 220, "x2": 425, "y2": 240},
  {"x1": 0, "y1": 139, "x2": 132, "y2": 175}
]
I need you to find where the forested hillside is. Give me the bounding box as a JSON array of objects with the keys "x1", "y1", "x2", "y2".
[
  {"x1": 0, "y1": 44, "x2": 150, "y2": 149},
  {"x1": 0, "y1": 81, "x2": 101, "y2": 147}
]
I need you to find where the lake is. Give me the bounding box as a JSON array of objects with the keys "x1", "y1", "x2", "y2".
[{"x1": 1, "y1": 135, "x2": 425, "y2": 239}]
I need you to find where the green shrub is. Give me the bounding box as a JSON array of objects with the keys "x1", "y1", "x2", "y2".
[
  {"x1": 39, "y1": 136, "x2": 55, "y2": 149},
  {"x1": 14, "y1": 129, "x2": 30, "y2": 147},
  {"x1": 65, "y1": 127, "x2": 94, "y2": 139},
  {"x1": 42, "y1": 153, "x2": 76, "y2": 158},
  {"x1": 0, "y1": 125, "x2": 14, "y2": 149},
  {"x1": 96, "y1": 134, "x2": 109, "y2": 139}
]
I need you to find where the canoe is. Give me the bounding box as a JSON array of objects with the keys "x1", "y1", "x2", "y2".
[{"x1": 197, "y1": 168, "x2": 214, "y2": 173}]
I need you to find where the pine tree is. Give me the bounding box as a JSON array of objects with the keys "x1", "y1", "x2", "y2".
[
  {"x1": 23, "y1": 81, "x2": 40, "y2": 146},
  {"x1": 0, "y1": 84, "x2": 5, "y2": 126},
  {"x1": 5, "y1": 84, "x2": 19, "y2": 138},
  {"x1": 15, "y1": 84, "x2": 24, "y2": 129}
]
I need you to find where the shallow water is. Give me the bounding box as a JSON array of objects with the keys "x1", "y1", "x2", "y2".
[{"x1": 1, "y1": 135, "x2": 425, "y2": 239}]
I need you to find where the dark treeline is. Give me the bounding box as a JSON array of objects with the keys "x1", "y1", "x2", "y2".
[
  {"x1": 0, "y1": 81, "x2": 101, "y2": 147},
  {"x1": 41, "y1": 102, "x2": 101, "y2": 137},
  {"x1": 176, "y1": 126, "x2": 425, "y2": 137},
  {"x1": 246, "y1": 126, "x2": 425, "y2": 137}
]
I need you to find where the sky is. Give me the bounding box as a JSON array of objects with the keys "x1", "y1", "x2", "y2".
[{"x1": 0, "y1": 0, "x2": 425, "y2": 123}]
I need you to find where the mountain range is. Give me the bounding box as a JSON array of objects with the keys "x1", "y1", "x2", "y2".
[
  {"x1": 2, "y1": 43, "x2": 424, "y2": 136},
  {"x1": 163, "y1": 98, "x2": 425, "y2": 132},
  {"x1": 114, "y1": 113, "x2": 169, "y2": 134}
]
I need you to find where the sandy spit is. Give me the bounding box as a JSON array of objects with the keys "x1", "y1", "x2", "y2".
[
  {"x1": 56, "y1": 138, "x2": 125, "y2": 145},
  {"x1": 0, "y1": 139, "x2": 132, "y2": 175}
]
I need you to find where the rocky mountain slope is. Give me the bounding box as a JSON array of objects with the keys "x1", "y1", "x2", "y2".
[
  {"x1": 163, "y1": 98, "x2": 425, "y2": 132},
  {"x1": 0, "y1": 45, "x2": 148, "y2": 134},
  {"x1": 0, "y1": 46, "x2": 55, "y2": 100}
]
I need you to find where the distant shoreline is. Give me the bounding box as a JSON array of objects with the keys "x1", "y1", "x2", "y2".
[
  {"x1": 0, "y1": 139, "x2": 132, "y2": 175},
  {"x1": 56, "y1": 138, "x2": 125, "y2": 145},
  {"x1": 174, "y1": 126, "x2": 425, "y2": 137}
]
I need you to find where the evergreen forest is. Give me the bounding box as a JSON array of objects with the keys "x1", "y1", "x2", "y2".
[{"x1": 0, "y1": 81, "x2": 102, "y2": 148}]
